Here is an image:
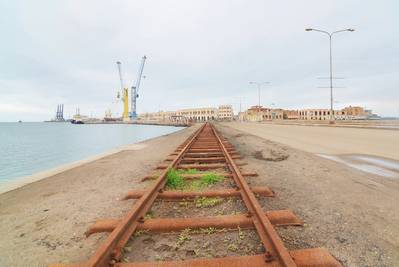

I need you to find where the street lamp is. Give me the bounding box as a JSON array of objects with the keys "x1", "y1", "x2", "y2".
[
  {"x1": 305, "y1": 28, "x2": 354, "y2": 123},
  {"x1": 249, "y1": 81, "x2": 270, "y2": 107},
  {"x1": 249, "y1": 81, "x2": 270, "y2": 122}
]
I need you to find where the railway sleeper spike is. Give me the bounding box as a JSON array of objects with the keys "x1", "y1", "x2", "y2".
[
  {"x1": 123, "y1": 186, "x2": 275, "y2": 200},
  {"x1": 85, "y1": 210, "x2": 302, "y2": 237},
  {"x1": 113, "y1": 248, "x2": 341, "y2": 267}
]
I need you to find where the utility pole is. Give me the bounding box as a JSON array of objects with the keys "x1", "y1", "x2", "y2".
[{"x1": 306, "y1": 28, "x2": 354, "y2": 124}]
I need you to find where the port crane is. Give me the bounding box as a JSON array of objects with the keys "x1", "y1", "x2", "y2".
[
  {"x1": 116, "y1": 61, "x2": 130, "y2": 121},
  {"x1": 115, "y1": 56, "x2": 147, "y2": 121},
  {"x1": 130, "y1": 55, "x2": 147, "y2": 119}
]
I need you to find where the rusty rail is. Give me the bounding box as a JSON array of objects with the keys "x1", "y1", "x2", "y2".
[{"x1": 52, "y1": 123, "x2": 341, "y2": 267}]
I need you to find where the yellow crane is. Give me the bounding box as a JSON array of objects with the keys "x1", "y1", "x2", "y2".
[{"x1": 116, "y1": 61, "x2": 130, "y2": 121}]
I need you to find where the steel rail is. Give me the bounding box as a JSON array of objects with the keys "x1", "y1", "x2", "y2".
[
  {"x1": 84, "y1": 123, "x2": 206, "y2": 266},
  {"x1": 210, "y1": 124, "x2": 296, "y2": 266}
]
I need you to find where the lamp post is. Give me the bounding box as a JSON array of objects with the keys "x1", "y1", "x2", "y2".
[
  {"x1": 305, "y1": 28, "x2": 354, "y2": 124},
  {"x1": 249, "y1": 81, "x2": 270, "y2": 122}
]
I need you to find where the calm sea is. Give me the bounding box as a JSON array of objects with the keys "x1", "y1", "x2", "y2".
[{"x1": 0, "y1": 122, "x2": 182, "y2": 184}]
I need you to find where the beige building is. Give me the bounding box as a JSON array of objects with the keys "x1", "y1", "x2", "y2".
[
  {"x1": 283, "y1": 110, "x2": 299, "y2": 120},
  {"x1": 241, "y1": 106, "x2": 284, "y2": 122},
  {"x1": 138, "y1": 105, "x2": 235, "y2": 123},
  {"x1": 298, "y1": 107, "x2": 363, "y2": 121},
  {"x1": 341, "y1": 106, "x2": 370, "y2": 120},
  {"x1": 175, "y1": 107, "x2": 218, "y2": 122},
  {"x1": 217, "y1": 105, "x2": 234, "y2": 121},
  {"x1": 239, "y1": 105, "x2": 374, "y2": 122},
  {"x1": 137, "y1": 111, "x2": 176, "y2": 122}
]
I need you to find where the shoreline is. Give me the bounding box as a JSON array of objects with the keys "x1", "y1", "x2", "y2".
[
  {"x1": 0, "y1": 129, "x2": 184, "y2": 195},
  {"x1": 0, "y1": 125, "x2": 198, "y2": 266}
]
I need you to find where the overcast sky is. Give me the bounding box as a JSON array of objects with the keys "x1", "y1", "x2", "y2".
[{"x1": 1, "y1": 0, "x2": 398, "y2": 121}]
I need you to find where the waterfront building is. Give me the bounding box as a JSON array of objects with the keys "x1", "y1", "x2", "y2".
[
  {"x1": 298, "y1": 106, "x2": 371, "y2": 120},
  {"x1": 175, "y1": 107, "x2": 218, "y2": 122},
  {"x1": 283, "y1": 110, "x2": 299, "y2": 120},
  {"x1": 341, "y1": 106, "x2": 371, "y2": 120},
  {"x1": 239, "y1": 105, "x2": 376, "y2": 122},
  {"x1": 217, "y1": 105, "x2": 234, "y2": 121},
  {"x1": 241, "y1": 106, "x2": 284, "y2": 122}
]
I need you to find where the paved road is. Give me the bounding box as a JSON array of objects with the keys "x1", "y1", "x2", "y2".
[{"x1": 222, "y1": 122, "x2": 399, "y2": 160}]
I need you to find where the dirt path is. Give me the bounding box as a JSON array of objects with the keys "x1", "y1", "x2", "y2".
[
  {"x1": 216, "y1": 122, "x2": 399, "y2": 266},
  {"x1": 0, "y1": 126, "x2": 197, "y2": 267}
]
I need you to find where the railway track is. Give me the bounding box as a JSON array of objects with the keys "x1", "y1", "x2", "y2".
[{"x1": 54, "y1": 122, "x2": 341, "y2": 267}]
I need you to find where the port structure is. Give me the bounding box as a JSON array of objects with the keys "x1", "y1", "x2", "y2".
[
  {"x1": 130, "y1": 55, "x2": 146, "y2": 120},
  {"x1": 53, "y1": 122, "x2": 341, "y2": 267},
  {"x1": 116, "y1": 57, "x2": 146, "y2": 122},
  {"x1": 116, "y1": 61, "x2": 130, "y2": 121},
  {"x1": 55, "y1": 104, "x2": 65, "y2": 122}
]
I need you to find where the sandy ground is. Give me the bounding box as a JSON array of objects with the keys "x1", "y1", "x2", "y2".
[
  {"x1": 223, "y1": 121, "x2": 399, "y2": 160},
  {"x1": 216, "y1": 122, "x2": 399, "y2": 266},
  {"x1": 1, "y1": 121, "x2": 399, "y2": 266},
  {"x1": 0, "y1": 126, "x2": 198, "y2": 267}
]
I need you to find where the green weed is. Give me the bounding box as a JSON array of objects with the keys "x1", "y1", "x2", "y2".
[
  {"x1": 166, "y1": 169, "x2": 185, "y2": 190},
  {"x1": 166, "y1": 168, "x2": 223, "y2": 191},
  {"x1": 194, "y1": 197, "x2": 223, "y2": 208},
  {"x1": 201, "y1": 173, "x2": 223, "y2": 185}
]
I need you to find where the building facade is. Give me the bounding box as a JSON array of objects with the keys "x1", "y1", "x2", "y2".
[
  {"x1": 298, "y1": 106, "x2": 370, "y2": 121},
  {"x1": 175, "y1": 107, "x2": 218, "y2": 122},
  {"x1": 241, "y1": 106, "x2": 284, "y2": 122},
  {"x1": 283, "y1": 110, "x2": 299, "y2": 120},
  {"x1": 217, "y1": 105, "x2": 234, "y2": 121}
]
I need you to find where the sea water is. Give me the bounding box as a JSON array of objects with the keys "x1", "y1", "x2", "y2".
[{"x1": 0, "y1": 122, "x2": 181, "y2": 184}]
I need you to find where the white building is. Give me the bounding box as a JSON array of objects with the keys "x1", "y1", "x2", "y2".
[{"x1": 217, "y1": 105, "x2": 234, "y2": 121}]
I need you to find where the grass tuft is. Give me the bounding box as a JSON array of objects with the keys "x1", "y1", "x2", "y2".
[
  {"x1": 166, "y1": 168, "x2": 223, "y2": 191},
  {"x1": 195, "y1": 197, "x2": 223, "y2": 208},
  {"x1": 166, "y1": 169, "x2": 185, "y2": 190},
  {"x1": 201, "y1": 173, "x2": 223, "y2": 185}
]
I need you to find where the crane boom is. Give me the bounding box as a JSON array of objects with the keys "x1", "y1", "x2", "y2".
[
  {"x1": 116, "y1": 61, "x2": 129, "y2": 120},
  {"x1": 130, "y1": 55, "x2": 147, "y2": 119},
  {"x1": 116, "y1": 61, "x2": 124, "y2": 92}
]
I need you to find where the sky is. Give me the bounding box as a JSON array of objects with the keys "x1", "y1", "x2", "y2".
[{"x1": 1, "y1": 0, "x2": 398, "y2": 121}]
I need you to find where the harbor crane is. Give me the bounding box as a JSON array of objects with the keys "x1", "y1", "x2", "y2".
[
  {"x1": 116, "y1": 61, "x2": 129, "y2": 121},
  {"x1": 130, "y1": 55, "x2": 147, "y2": 119}
]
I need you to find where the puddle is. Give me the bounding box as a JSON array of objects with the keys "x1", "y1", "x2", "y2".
[{"x1": 317, "y1": 154, "x2": 399, "y2": 178}]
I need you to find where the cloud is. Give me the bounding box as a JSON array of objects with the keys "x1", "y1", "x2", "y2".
[{"x1": 0, "y1": 0, "x2": 398, "y2": 121}]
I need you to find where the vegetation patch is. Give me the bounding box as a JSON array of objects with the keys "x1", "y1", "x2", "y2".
[
  {"x1": 166, "y1": 169, "x2": 185, "y2": 190},
  {"x1": 166, "y1": 168, "x2": 224, "y2": 191},
  {"x1": 201, "y1": 173, "x2": 223, "y2": 185},
  {"x1": 194, "y1": 197, "x2": 223, "y2": 208}
]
